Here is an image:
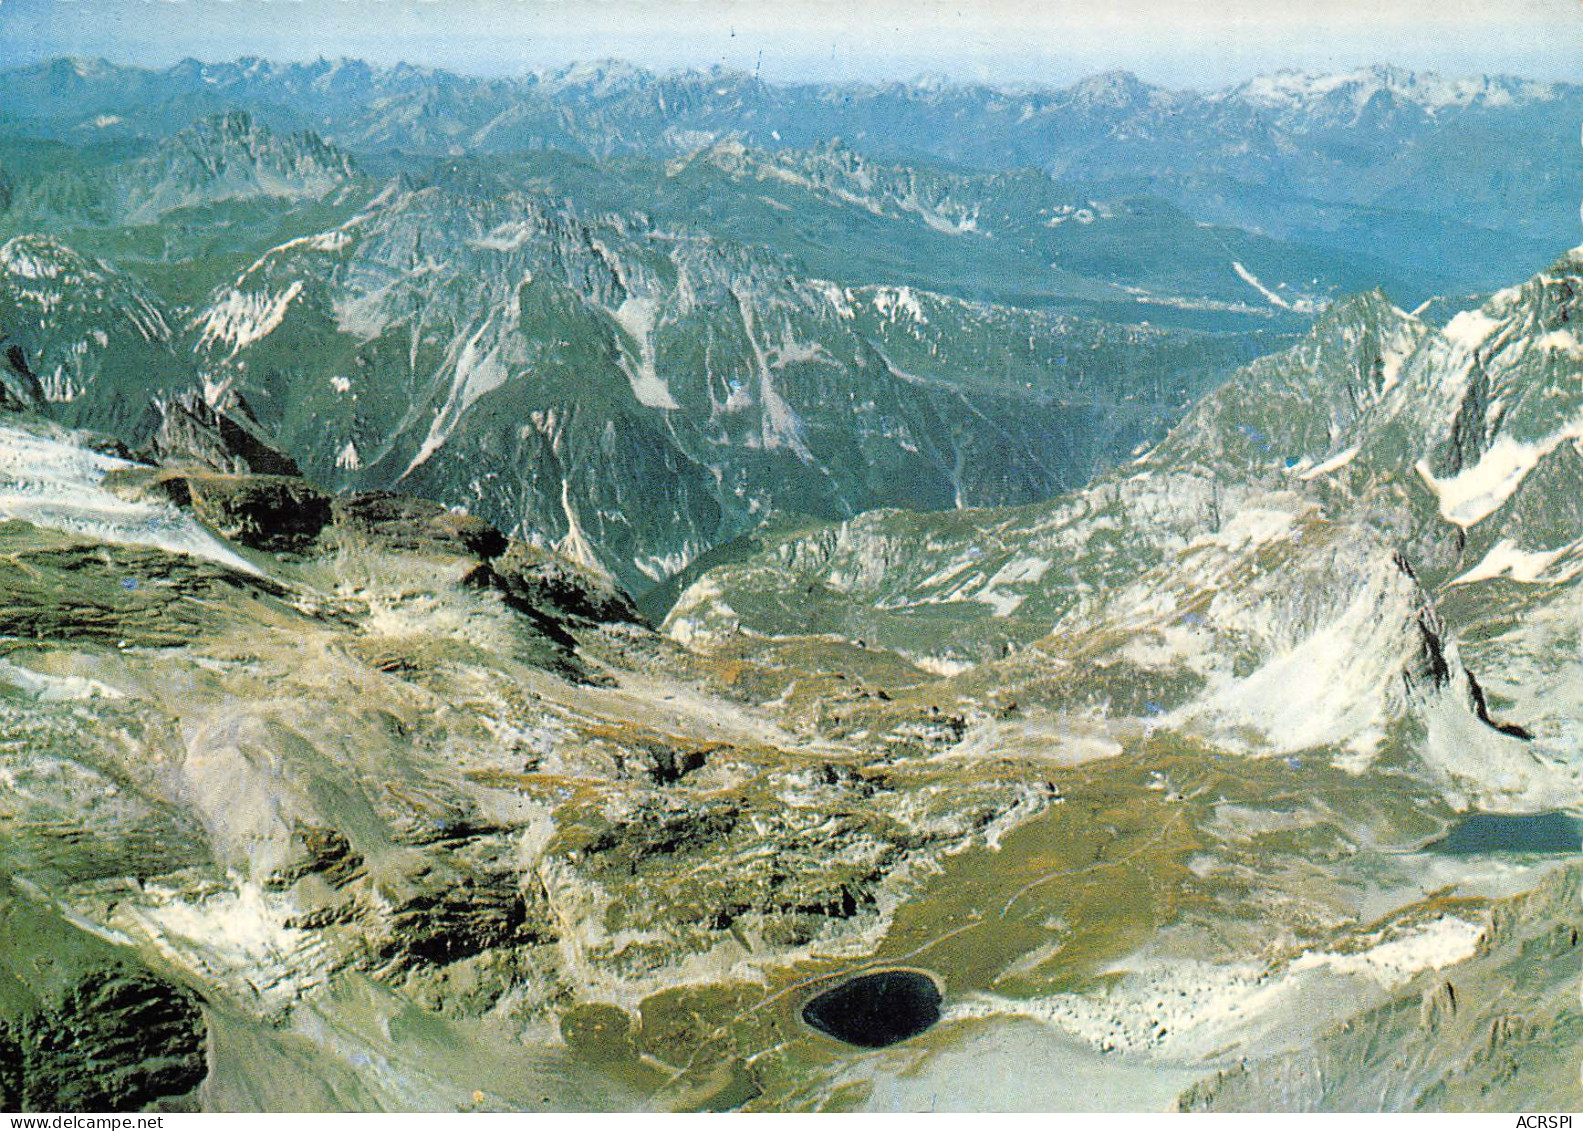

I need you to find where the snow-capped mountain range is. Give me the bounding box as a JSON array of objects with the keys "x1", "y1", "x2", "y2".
[{"x1": 2, "y1": 57, "x2": 1578, "y2": 589}]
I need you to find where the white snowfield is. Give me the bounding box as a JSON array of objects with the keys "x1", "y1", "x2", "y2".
[
  {"x1": 1296, "y1": 445, "x2": 1359, "y2": 480},
  {"x1": 954, "y1": 914, "x2": 1485, "y2": 1061},
  {"x1": 1227, "y1": 67, "x2": 1558, "y2": 116},
  {"x1": 0, "y1": 423, "x2": 260, "y2": 575},
  {"x1": 1415, "y1": 415, "x2": 1583, "y2": 529},
  {"x1": 1449, "y1": 538, "x2": 1583, "y2": 587}
]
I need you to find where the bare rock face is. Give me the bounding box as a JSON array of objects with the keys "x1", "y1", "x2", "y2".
[
  {"x1": 180, "y1": 474, "x2": 332, "y2": 553},
  {"x1": 380, "y1": 869, "x2": 555, "y2": 970},
  {"x1": 332, "y1": 492, "x2": 643, "y2": 625},
  {"x1": 0, "y1": 244, "x2": 1579, "y2": 1112},
  {"x1": 473, "y1": 542, "x2": 643, "y2": 627},
  {"x1": 264, "y1": 825, "x2": 365, "y2": 893},
  {"x1": 0, "y1": 329, "x2": 45, "y2": 411},
  {"x1": 1, "y1": 967, "x2": 208, "y2": 1113},
  {"x1": 1178, "y1": 867, "x2": 1583, "y2": 1113},
  {"x1": 330, "y1": 490, "x2": 508, "y2": 560},
  {"x1": 110, "y1": 470, "x2": 333, "y2": 553},
  {"x1": 145, "y1": 390, "x2": 301, "y2": 477}
]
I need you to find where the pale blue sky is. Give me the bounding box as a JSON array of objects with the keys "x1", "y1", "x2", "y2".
[{"x1": 2, "y1": 0, "x2": 1580, "y2": 87}]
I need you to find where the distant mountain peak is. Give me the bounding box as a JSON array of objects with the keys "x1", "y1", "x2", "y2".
[
  {"x1": 184, "y1": 108, "x2": 267, "y2": 142},
  {"x1": 92, "y1": 111, "x2": 364, "y2": 224},
  {"x1": 1228, "y1": 65, "x2": 1560, "y2": 118},
  {"x1": 53, "y1": 56, "x2": 117, "y2": 80},
  {"x1": 1312, "y1": 285, "x2": 1407, "y2": 329},
  {"x1": 533, "y1": 58, "x2": 651, "y2": 97},
  {"x1": 0, "y1": 233, "x2": 99, "y2": 280},
  {"x1": 1064, "y1": 69, "x2": 1156, "y2": 108},
  {"x1": 168, "y1": 111, "x2": 357, "y2": 179}
]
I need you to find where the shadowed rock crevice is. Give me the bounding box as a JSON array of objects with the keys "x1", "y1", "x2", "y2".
[
  {"x1": 1463, "y1": 671, "x2": 1533, "y2": 740},
  {"x1": 179, "y1": 474, "x2": 332, "y2": 552},
  {"x1": 143, "y1": 390, "x2": 302, "y2": 477},
  {"x1": 1, "y1": 967, "x2": 208, "y2": 1113},
  {"x1": 379, "y1": 872, "x2": 555, "y2": 969},
  {"x1": 264, "y1": 824, "x2": 365, "y2": 892},
  {"x1": 0, "y1": 332, "x2": 45, "y2": 411},
  {"x1": 331, "y1": 491, "x2": 509, "y2": 560}
]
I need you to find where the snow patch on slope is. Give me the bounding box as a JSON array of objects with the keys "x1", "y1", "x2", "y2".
[
  {"x1": 611, "y1": 296, "x2": 680, "y2": 410},
  {"x1": 117, "y1": 881, "x2": 320, "y2": 1010},
  {"x1": 1449, "y1": 539, "x2": 1583, "y2": 587},
  {"x1": 974, "y1": 555, "x2": 1053, "y2": 617},
  {"x1": 1297, "y1": 446, "x2": 1360, "y2": 481},
  {"x1": 1441, "y1": 309, "x2": 1502, "y2": 354},
  {"x1": 871, "y1": 287, "x2": 929, "y2": 325},
  {"x1": 1288, "y1": 916, "x2": 1484, "y2": 984},
  {"x1": 1414, "y1": 414, "x2": 1583, "y2": 528},
  {"x1": 0, "y1": 242, "x2": 66, "y2": 280},
  {"x1": 0, "y1": 424, "x2": 260, "y2": 575},
  {"x1": 1191, "y1": 505, "x2": 1295, "y2": 552},
  {"x1": 194, "y1": 282, "x2": 305, "y2": 355},
  {"x1": 955, "y1": 914, "x2": 1483, "y2": 1061},
  {"x1": 1535, "y1": 330, "x2": 1583, "y2": 360}
]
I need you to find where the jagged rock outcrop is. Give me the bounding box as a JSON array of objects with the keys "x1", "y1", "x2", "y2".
[
  {"x1": 105, "y1": 466, "x2": 332, "y2": 553},
  {"x1": 0, "y1": 327, "x2": 45, "y2": 411},
  {"x1": 179, "y1": 474, "x2": 332, "y2": 553},
  {"x1": 329, "y1": 491, "x2": 507, "y2": 560},
  {"x1": 0, "y1": 235, "x2": 183, "y2": 431},
  {"x1": 473, "y1": 542, "x2": 642, "y2": 627},
  {"x1": 0, "y1": 968, "x2": 208, "y2": 1112},
  {"x1": 380, "y1": 870, "x2": 554, "y2": 969},
  {"x1": 0, "y1": 238, "x2": 1579, "y2": 1113},
  {"x1": 1178, "y1": 868, "x2": 1583, "y2": 1112},
  {"x1": 145, "y1": 390, "x2": 302, "y2": 477},
  {"x1": 667, "y1": 248, "x2": 1583, "y2": 807},
  {"x1": 115, "y1": 111, "x2": 360, "y2": 223},
  {"x1": 0, "y1": 889, "x2": 208, "y2": 1114}
]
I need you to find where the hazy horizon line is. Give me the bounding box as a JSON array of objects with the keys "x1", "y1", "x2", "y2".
[{"x1": 4, "y1": 50, "x2": 1573, "y2": 95}]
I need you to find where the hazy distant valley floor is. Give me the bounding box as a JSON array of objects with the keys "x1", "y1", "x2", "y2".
[{"x1": 0, "y1": 55, "x2": 1581, "y2": 1113}]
